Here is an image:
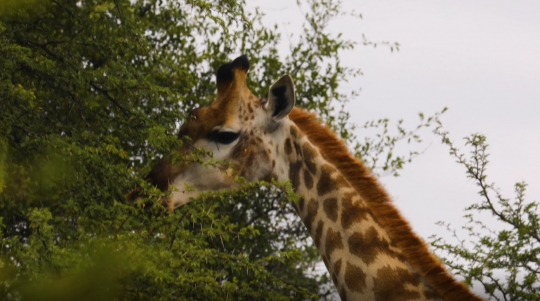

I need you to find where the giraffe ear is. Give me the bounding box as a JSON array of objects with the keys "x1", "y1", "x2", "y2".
[{"x1": 267, "y1": 75, "x2": 295, "y2": 121}]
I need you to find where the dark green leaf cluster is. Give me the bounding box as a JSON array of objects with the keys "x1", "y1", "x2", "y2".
[{"x1": 431, "y1": 130, "x2": 540, "y2": 301}]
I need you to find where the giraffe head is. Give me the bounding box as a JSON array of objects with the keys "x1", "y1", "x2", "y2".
[{"x1": 138, "y1": 55, "x2": 296, "y2": 209}]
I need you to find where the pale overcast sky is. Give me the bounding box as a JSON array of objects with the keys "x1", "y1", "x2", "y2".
[{"x1": 250, "y1": 1, "x2": 540, "y2": 298}]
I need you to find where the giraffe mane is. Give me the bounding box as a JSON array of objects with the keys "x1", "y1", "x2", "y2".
[{"x1": 289, "y1": 108, "x2": 482, "y2": 301}]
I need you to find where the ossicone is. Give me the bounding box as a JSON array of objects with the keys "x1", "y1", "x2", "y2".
[{"x1": 216, "y1": 55, "x2": 250, "y2": 95}]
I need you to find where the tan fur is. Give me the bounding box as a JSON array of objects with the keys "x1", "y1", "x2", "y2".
[{"x1": 289, "y1": 108, "x2": 483, "y2": 301}]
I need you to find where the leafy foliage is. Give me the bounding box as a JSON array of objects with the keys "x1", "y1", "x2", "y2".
[
  {"x1": 431, "y1": 130, "x2": 540, "y2": 300},
  {"x1": 1, "y1": 0, "x2": 444, "y2": 300},
  {"x1": 354, "y1": 108, "x2": 447, "y2": 177}
]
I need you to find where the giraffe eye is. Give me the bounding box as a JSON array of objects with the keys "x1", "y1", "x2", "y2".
[{"x1": 208, "y1": 131, "x2": 240, "y2": 145}]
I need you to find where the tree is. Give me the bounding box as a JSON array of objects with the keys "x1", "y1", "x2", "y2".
[
  {"x1": 430, "y1": 130, "x2": 540, "y2": 300},
  {"x1": 0, "y1": 0, "x2": 442, "y2": 299}
]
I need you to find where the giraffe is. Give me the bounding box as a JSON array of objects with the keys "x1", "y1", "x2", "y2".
[{"x1": 129, "y1": 55, "x2": 483, "y2": 301}]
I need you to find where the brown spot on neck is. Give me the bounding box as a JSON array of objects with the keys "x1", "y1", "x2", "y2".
[
  {"x1": 293, "y1": 141, "x2": 302, "y2": 157},
  {"x1": 348, "y1": 226, "x2": 400, "y2": 265},
  {"x1": 344, "y1": 262, "x2": 367, "y2": 293},
  {"x1": 373, "y1": 266, "x2": 422, "y2": 301},
  {"x1": 314, "y1": 220, "x2": 324, "y2": 249},
  {"x1": 317, "y1": 164, "x2": 335, "y2": 196},
  {"x1": 289, "y1": 160, "x2": 303, "y2": 191},
  {"x1": 341, "y1": 192, "x2": 377, "y2": 229},
  {"x1": 304, "y1": 198, "x2": 319, "y2": 233},
  {"x1": 303, "y1": 169, "x2": 314, "y2": 189},
  {"x1": 323, "y1": 197, "x2": 338, "y2": 222},
  {"x1": 284, "y1": 138, "x2": 293, "y2": 155},
  {"x1": 325, "y1": 227, "x2": 344, "y2": 258}
]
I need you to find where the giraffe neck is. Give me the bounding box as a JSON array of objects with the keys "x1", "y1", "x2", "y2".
[
  {"x1": 271, "y1": 108, "x2": 483, "y2": 301},
  {"x1": 276, "y1": 126, "x2": 441, "y2": 301}
]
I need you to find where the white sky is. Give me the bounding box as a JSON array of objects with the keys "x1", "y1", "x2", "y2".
[
  {"x1": 250, "y1": 0, "x2": 540, "y2": 298},
  {"x1": 334, "y1": 0, "x2": 540, "y2": 243}
]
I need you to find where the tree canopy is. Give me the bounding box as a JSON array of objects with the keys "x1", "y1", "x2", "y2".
[{"x1": 5, "y1": 0, "x2": 526, "y2": 300}]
